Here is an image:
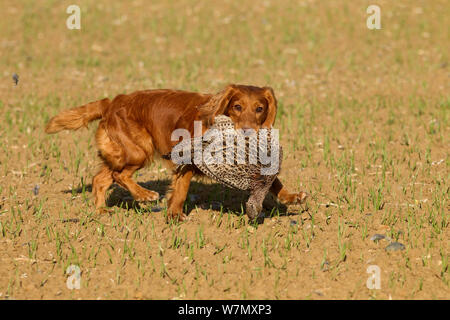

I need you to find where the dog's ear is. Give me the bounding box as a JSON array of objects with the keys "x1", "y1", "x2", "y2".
[
  {"x1": 197, "y1": 84, "x2": 237, "y2": 126},
  {"x1": 262, "y1": 86, "x2": 277, "y2": 128}
]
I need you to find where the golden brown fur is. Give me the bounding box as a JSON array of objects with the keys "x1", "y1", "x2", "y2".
[{"x1": 45, "y1": 84, "x2": 307, "y2": 220}]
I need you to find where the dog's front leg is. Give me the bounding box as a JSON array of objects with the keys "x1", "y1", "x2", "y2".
[
  {"x1": 167, "y1": 165, "x2": 195, "y2": 221},
  {"x1": 269, "y1": 177, "x2": 308, "y2": 205}
]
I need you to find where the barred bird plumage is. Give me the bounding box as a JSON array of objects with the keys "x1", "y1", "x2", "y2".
[{"x1": 164, "y1": 115, "x2": 282, "y2": 222}]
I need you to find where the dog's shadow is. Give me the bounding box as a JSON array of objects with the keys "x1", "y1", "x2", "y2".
[{"x1": 65, "y1": 178, "x2": 302, "y2": 218}]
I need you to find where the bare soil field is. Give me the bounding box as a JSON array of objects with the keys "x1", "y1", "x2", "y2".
[{"x1": 0, "y1": 0, "x2": 448, "y2": 299}]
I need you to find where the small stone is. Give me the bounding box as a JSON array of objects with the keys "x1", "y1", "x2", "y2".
[
  {"x1": 313, "y1": 290, "x2": 324, "y2": 296},
  {"x1": 385, "y1": 242, "x2": 405, "y2": 252},
  {"x1": 32, "y1": 185, "x2": 40, "y2": 196},
  {"x1": 370, "y1": 234, "x2": 385, "y2": 242},
  {"x1": 12, "y1": 73, "x2": 19, "y2": 85},
  {"x1": 151, "y1": 206, "x2": 162, "y2": 212}
]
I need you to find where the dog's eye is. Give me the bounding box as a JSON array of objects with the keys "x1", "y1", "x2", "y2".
[
  {"x1": 256, "y1": 106, "x2": 264, "y2": 113},
  {"x1": 234, "y1": 105, "x2": 242, "y2": 111}
]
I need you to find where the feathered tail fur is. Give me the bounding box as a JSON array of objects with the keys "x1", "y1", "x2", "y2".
[{"x1": 45, "y1": 98, "x2": 110, "y2": 133}]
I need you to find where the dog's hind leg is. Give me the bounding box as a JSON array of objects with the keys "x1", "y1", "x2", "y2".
[
  {"x1": 112, "y1": 165, "x2": 159, "y2": 202},
  {"x1": 96, "y1": 119, "x2": 159, "y2": 203}
]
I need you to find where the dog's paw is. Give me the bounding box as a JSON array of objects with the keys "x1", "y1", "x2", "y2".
[
  {"x1": 166, "y1": 212, "x2": 188, "y2": 223},
  {"x1": 280, "y1": 191, "x2": 308, "y2": 205},
  {"x1": 295, "y1": 191, "x2": 308, "y2": 204},
  {"x1": 96, "y1": 207, "x2": 113, "y2": 214},
  {"x1": 134, "y1": 190, "x2": 159, "y2": 202}
]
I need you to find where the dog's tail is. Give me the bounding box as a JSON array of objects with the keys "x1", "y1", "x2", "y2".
[{"x1": 45, "y1": 98, "x2": 110, "y2": 134}]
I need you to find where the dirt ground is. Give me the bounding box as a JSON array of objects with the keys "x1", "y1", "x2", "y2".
[{"x1": 0, "y1": 0, "x2": 448, "y2": 299}]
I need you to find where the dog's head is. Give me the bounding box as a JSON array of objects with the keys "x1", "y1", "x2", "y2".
[{"x1": 198, "y1": 84, "x2": 277, "y2": 131}]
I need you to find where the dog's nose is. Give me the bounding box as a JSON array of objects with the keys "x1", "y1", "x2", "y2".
[{"x1": 241, "y1": 127, "x2": 255, "y2": 136}]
